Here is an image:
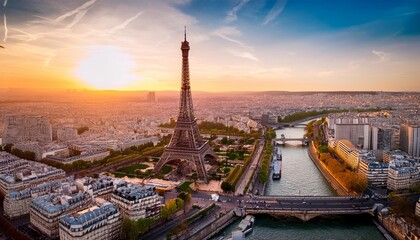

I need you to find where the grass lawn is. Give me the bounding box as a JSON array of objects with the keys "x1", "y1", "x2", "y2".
[
  {"x1": 161, "y1": 165, "x2": 172, "y2": 174},
  {"x1": 116, "y1": 164, "x2": 149, "y2": 174},
  {"x1": 178, "y1": 181, "x2": 192, "y2": 192}
]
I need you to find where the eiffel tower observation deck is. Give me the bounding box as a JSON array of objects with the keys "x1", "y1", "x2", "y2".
[{"x1": 154, "y1": 28, "x2": 217, "y2": 183}]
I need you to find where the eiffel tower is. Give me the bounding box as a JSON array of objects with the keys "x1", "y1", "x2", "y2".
[{"x1": 154, "y1": 28, "x2": 217, "y2": 183}]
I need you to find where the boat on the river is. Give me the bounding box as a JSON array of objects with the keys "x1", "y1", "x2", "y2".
[
  {"x1": 236, "y1": 215, "x2": 255, "y2": 235},
  {"x1": 272, "y1": 146, "x2": 282, "y2": 180}
]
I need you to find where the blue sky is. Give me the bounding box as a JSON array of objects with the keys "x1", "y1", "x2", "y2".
[{"x1": 1, "y1": 0, "x2": 419, "y2": 91}]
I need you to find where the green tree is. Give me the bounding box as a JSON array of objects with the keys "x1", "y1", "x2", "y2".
[
  {"x1": 122, "y1": 218, "x2": 141, "y2": 240},
  {"x1": 178, "y1": 192, "x2": 191, "y2": 213},
  {"x1": 137, "y1": 218, "x2": 154, "y2": 234},
  {"x1": 221, "y1": 181, "x2": 232, "y2": 192}
]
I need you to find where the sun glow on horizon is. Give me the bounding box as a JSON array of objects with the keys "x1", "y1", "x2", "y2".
[{"x1": 75, "y1": 45, "x2": 138, "y2": 90}]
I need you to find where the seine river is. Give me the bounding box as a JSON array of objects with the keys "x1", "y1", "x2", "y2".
[{"x1": 216, "y1": 124, "x2": 385, "y2": 240}]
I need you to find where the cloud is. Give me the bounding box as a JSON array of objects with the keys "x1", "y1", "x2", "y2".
[
  {"x1": 225, "y1": 0, "x2": 250, "y2": 24},
  {"x1": 109, "y1": 12, "x2": 143, "y2": 33},
  {"x1": 3, "y1": 0, "x2": 7, "y2": 7},
  {"x1": 400, "y1": 11, "x2": 420, "y2": 16},
  {"x1": 213, "y1": 26, "x2": 253, "y2": 50},
  {"x1": 228, "y1": 49, "x2": 259, "y2": 61},
  {"x1": 55, "y1": 0, "x2": 99, "y2": 28},
  {"x1": 262, "y1": 0, "x2": 287, "y2": 25},
  {"x1": 3, "y1": 14, "x2": 7, "y2": 42},
  {"x1": 372, "y1": 50, "x2": 390, "y2": 62},
  {"x1": 44, "y1": 52, "x2": 56, "y2": 67}
]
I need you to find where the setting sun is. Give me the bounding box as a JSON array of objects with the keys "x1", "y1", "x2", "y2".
[{"x1": 75, "y1": 45, "x2": 138, "y2": 90}]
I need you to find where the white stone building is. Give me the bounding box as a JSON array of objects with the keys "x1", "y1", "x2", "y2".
[
  {"x1": 111, "y1": 185, "x2": 162, "y2": 220},
  {"x1": 59, "y1": 201, "x2": 122, "y2": 240}
]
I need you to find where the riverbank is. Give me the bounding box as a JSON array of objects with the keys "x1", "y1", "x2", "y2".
[
  {"x1": 176, "y1": 208, "x2": 239, "y2": 240},
  {"x1": 373, "y1": 219, "x2": 396, "y2": 240},
  {"x1": 308, "y1": 141, "x2": 350, "y2": 196}
]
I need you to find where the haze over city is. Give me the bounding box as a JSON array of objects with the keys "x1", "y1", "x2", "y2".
[{"x1": 1, "y1": 0, "x2": 420, "y2": 91}]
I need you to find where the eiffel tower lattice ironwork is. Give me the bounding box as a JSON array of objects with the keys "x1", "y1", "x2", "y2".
[{"x1": 154, "y1": 28, "x2": 217, "y2": 183}]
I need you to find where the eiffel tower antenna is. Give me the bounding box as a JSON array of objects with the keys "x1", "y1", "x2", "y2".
[{"x1": 154, "y1": 28, "x2": 217, "y2": 183}]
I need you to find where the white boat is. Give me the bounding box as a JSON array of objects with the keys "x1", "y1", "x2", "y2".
[{"x1": 235, "y1": 215, "x2": 255, "y2": 235}]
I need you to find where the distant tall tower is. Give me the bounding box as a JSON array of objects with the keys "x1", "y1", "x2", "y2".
[
  {"x1": 147, "y1": 92, "x2": 156, "y2": 102},
  {"x1": 154, "y1": 28, "x2": 217, "y2": 182}
]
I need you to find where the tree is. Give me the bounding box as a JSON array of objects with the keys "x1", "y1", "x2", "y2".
[
  {"x1": 349, "y1": 173, "x2": 368, "y2": 193},
  {"x1": 178, "y1": 192, "x2": 191, "y2": 213},
  {"x1": 137, "y1": 218, "x2": 154, "y2": 234},
  {"x1": 221, "y1": 181, "x2": 232, "y2": 192},
  {"x1": 175, "y1": 198, "x2": 184, "y2": 211},
  {"x1": 77, "y1": 126, "x2": 89, "y2": 135},
  {"x1": 161, "y1": 198, "x2": 184, "y2": 220},
  {"x1": 160, "y1": 205, "x2": 171, "y2": 220},
  {"x1": 122, "y1": 218, "x2": 141, "y2": 240},
  {"x1": 4, "y1": 144, "x2": 13, "y2": 153}
]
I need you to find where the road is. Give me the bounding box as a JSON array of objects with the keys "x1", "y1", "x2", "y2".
[
  {"x1": 184, "y1": 192, "x2": 387, "y2": 215},
  {"x1": 235, "y1": 140, "x2": 265, "y2": 195},
  {"x1": 138, "y1": 208, "x2": 200, "y2": 240}
]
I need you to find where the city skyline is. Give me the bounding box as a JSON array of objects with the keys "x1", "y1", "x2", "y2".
[{"x1": 1, "y1": 0, "x2": 420, "y2": 92}]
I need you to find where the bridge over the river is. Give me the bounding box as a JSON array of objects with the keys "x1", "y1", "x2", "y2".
[
  {"x1": 274, "y1": 134, "x2": 309, "y2": 145},
  {"x1": 233, "y1": 195, "x2": 387, "y2": 221}
]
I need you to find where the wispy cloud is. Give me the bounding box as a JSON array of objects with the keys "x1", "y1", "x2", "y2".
[
  {"x1": 228, "y1": 48, "x2": 259, "y2": 61},
  {"x1": 213, "y1": 26, "x2": 253, "y2": 50},
  {"x1": 109, "y1": 12, "x2": 143, "y2": 33},
  {"x1": 55, "y1": 0, "x2": 99, "y2": 28},
  {"x1": 225, "y1": 0, "x2": 250, "y2": 24},
  {"x1": 400, "y1": 11, "x2": 420, "y2": 16},
  {"x1": 3, "y1": 14, "x2": 7, "y2": 42},
  {"x1": 372, "y1": 50, "x2": 390, "y2": 63},
  {"x1": 262, "y1": 0, "x2": 287, "y2": 26},
  {"x1": 44, "y1": 52, "x2": 56, "y2": 67},
  {"x1": 3, "y1": 0, "x2": 7, "y2": 7}
]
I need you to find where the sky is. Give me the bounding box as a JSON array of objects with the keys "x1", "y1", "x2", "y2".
[{"x1": 0, "y1": 0, "x2": 419, "y2": 92}]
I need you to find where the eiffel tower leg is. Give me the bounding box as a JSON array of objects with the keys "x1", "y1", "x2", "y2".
[
  {"x1": 192, "y1": 154, "x2": 208, "y2": 183},
  {"x1": 155, "y1": 151, "x2": 170, "y2": 173}
]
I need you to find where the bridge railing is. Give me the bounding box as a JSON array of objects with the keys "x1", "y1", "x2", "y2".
[
  {"x1": 254, "y1": 195, "x2": 365, "y2": 200},
  {"x1": 244, "y1": 208, "x2": 373, "y2": 213}
]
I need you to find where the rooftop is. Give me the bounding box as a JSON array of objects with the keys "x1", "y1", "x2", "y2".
[
  {"x1": 60, "y1": 202, "x2": 119, "y2": 231},
  {"x1": 113, "y1": 185, "x2": 156, "y2": 201}
]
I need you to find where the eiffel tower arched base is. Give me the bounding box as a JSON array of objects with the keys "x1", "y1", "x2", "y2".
[{"x1": 154, "y1": 141, "x2": 216, "y2": 183}]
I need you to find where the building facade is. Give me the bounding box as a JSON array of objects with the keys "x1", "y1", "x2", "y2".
[
  {"x1": 387, "y1": 159, "x2": 420, "y2": 192},
  {"x1": 335, "y1": 124, "x2": 371, "y2": 150},
  {"x1": 3, "y1": 177, "x2": 73, "y2": 218},
  {"x1": 335, "y1": 140, "x2": 360, "y2": 169},
  {"x1": 399, "y1": 125, "x2": 420, "y2": 157},
  {"x1": 371, "y1": 126, "x2": 393, "y2": 151},
  {"x1": 111, "y1": 185, "x2": 162, "y2": 220},
  {"x1": 3, "y1": 114, "x2": 52, "y2": 145},
  {"x1": 359, "y1": 158, "x2": 388, "y2": 188},
  {"x1": 59, "y1": 201, "x2": 122, "y2": 240},
  {"x1": 0, "y1": 153, "x2": 66, "y2": 196},
  {"x1": 30, "y1": 192, "x2": 92, "y2": 238},
  {"x1": 75, "y1": 177, "x2": 114, "y2": 200}
]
